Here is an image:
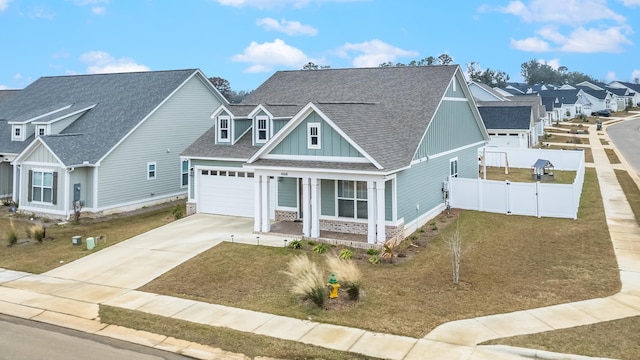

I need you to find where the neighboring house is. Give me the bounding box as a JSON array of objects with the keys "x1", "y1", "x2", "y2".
[
  {"x1": 467, "y1": 81, "x2": 511, "y2": 101},
  {"x1": 0, "y1": 69, "x2": 227, "y2": 219},
  {"x1": 538, "y1": 89, "x2": 589, "y2": 120},
  {"x1": 182, "y1": 66, "x2": 489, "y2": 244},
  {"x1": 607, "y1": 81, "x2": 640, "y2": 107},
  {"x1": 477, "y1": 105, "x2": 536, "y2": 148},
  {"x1": 0, "y1": 90, "x2": 20, "y2": 198}
]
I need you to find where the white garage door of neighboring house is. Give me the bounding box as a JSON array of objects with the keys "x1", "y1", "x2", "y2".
[{"x1": 196, "y1": 169, "x2": 275, "y2": 218}]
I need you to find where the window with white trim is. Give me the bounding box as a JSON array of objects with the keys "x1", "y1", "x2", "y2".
[
  {"x1": 147, "y1": 162, "x2": 156, "y2": 180},
  {"x1": 181, "y1": 160, "x2": 189, "y2": 187},
  {"x1": 11, "y1": 125, "x2": 24, "y2": 141},
  {"x1": 449, "y1": 158, "x2": 458, "y2": 178},
  {"x1": 217, "y1": 116, "x2": 230, "y2": 143},
  {"x1": 308, "y1": 122, "x2": 321, "y2": 149},
  {"x1": 337, "y1": 180, "x2": 368, "y2": 219},
  {"x1": 31, "y1": 171, "x2": 54, "y2": 204},
  {"x1": 256, "y1": 116, "x2": 269, "y2": 143}
]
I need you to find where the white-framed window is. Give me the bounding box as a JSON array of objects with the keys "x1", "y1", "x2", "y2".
[
  {"x1": 181, "y1": 160, "x2": 189, "y2": 187},
  {"x1": 337, "y1": 180, "x2": 367, "y2": 219},
  {"x1": 36, "y1": 125, "x2": 47, "y2": 137},
  {"x1": 147, "y1": 162, "x2": 156, "y2": 180},
  {"x1": 308, "y1": 122, "x2": 321, "y2": 149},
  {"x1": 449, "y1": 157, "x2": 458, "y2": 178},
  {"x1": 256, "y1": 116, "x2": 269, "y2": 143},
  {"x1": 217, "y1": 116, "x2": 230, "y2": 143},
  {"x1": 30, "y1": 170, "x2": 55, "y2": 204},
  {"x1": 11, "y1": 125, "x2": 24, "y2": 141}
]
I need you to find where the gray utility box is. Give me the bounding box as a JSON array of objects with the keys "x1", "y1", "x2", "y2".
[{"x1": 72, "y1": 236, "x2": 82, "y2": 246}]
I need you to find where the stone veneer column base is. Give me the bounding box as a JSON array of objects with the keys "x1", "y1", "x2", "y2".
[
  {"x1": 186, "y1": 202, "x2": 197, "y2": 216},
  {"x1": 275, "y1": 210, "x2": 298, "y2": 221}
]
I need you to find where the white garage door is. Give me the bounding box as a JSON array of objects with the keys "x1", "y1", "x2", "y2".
[{"x1": 197, "y1": 169, "x2": 255, "y2": 217}]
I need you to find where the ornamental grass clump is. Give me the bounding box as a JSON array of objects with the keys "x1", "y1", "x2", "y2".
[
  {"x1": 283, "y1": 254, "x2": 326, "y2": 308},
  {"x1": 326, "y1": 254, "x2": 363, "y2": 301},
  {"x1": 30, "y1": 224, "x2": 44, "y2": 243},
  {"x1": 5, "y1": 221, "x2": 17, "y2": 246}
]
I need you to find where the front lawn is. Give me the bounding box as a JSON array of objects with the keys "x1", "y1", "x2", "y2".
[{"x1": 137, "y1": 168, "x2": 619, "y2": 339}]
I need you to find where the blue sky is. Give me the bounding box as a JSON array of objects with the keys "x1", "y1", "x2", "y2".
[{"x1": 1, "y1": 0, "x2": 640, "y2": 92}]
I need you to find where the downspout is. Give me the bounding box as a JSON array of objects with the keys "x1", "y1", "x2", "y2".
[{"x1": 65, "y1": 167, "x2": 75, "y2": 221}]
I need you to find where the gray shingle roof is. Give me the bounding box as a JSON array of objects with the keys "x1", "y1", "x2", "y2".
[
  {"x1": 477, "y1": 106, "x2": 532, "y2": 130},
  {"x1": 0, "y1": 69, "x2": 199, "y2": 165},
  {"x1": 237, "y1": 66, "x2": 463, "y2": 171}
]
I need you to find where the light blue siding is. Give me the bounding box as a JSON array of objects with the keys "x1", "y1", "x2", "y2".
[
  {"x1": 398, "y1": 145, "x2": 479, "y2": 224},
  {"x1": 273, "y1": 119, "x2": 288, "y2": 135},
  {"x1": 445, "y1": 77, "x2": 466, "y2": 98},
  {"x1": 97, "y1": 75, "x2": 224, "y2": 209},
  {"x1": 321, "y1": 179, "x2": 335, "y2": 216},
  {"x1": 277, "y1": 177, "x2": 297, "y2": 207},
  {"x1": 385, "y1": 180, "x2": 392, "y2": 221},
  {"x1": 414, "y1": 100, "x2": 484, "y2": 159},
  {"x1": 69, "y1": 167, "x2": 94, "y2": 208},
  {"x1": 270, "y1": 112, "x2": 364, "y2": 158},
  {"x1": 234, "y1": 119, "x2": 251, "y2": 142}
]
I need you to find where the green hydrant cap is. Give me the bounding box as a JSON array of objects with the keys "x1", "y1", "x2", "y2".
[{"x1": 328, "y1": 273, "x2": 338, "y2": 284}]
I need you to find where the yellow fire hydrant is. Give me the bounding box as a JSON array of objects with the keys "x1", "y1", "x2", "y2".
[{"x1": 327, "y1": 273, "x2": 340, "y2": 299}]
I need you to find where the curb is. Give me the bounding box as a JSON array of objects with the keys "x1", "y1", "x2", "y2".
[{"x1": 480, "y1": 345, "x2": 619, "y2": 360}]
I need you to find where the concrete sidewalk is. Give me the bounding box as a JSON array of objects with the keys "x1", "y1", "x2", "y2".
[{"x1": 0, "y1": 120, "x2": 639, "y2": 360}]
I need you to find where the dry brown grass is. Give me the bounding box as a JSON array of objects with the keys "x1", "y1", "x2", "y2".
[
  {"x1": 0, "y1": 202, "x2": 180, "y2": 273},
  {"x1": 481, "y1": 166, "x2": 577, "y2": 184},
  {"x1": 605, "y1": 148, "x2": 621, "y2": 164},
  {"x1": 139, "y1": 168, "x2": 619, "y2": 339}
]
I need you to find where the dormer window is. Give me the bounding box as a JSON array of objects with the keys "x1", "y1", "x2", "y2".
[
  {"x1": 217, "y1": 116, "x2": 230, "y2": 143},
  {"x1": 256, "y1": 115, "x2": 269, "y2": 144},
  {"x1": 308, "y1": 123, "x2": 321, "y2": 149},
  {"x1": 36, "y1": 125, "x2": 47, "y2": 137},
  {"x1": 11, "y1": 125, "x2": 24, "y2": 141}
]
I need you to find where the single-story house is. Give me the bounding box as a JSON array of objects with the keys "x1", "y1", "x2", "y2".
[
  {"x1": 182, "y1": 65, "x2": 490, "y2": 244},
  {"x1": 0, "y1": 69, "x2": 227, "y2": 219}
]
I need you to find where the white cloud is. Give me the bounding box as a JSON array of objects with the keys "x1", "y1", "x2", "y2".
[
  {"x1": 231, "y1": 39, "x2": 310, "y2": 73},
  {"x1": 79, "y1": 51, "x2": 149, "y2": 74},
  {"x1": 0, "y1": 0, "x2": 11, "y2": 12},
  {"x1": 632, "y1": 69, "x2": 640, "y2": 82},
  {"x1": 13, "y1": 73, "x2": 21, "y2": 80},
  {"x1": 216, "y1": 0, "x2": 363, "y2": 9},
  {"x1": 621, "y1": 0, "x2": 640, "y2": 6},
  {"x1": 91, "y1": 6, "x2": 106, "y2": 15},
  {"x1": 500, "y1": 0, "x2": 625, "y2": 24},
  {"x1": 510, "y1": 37, "x2": 550, "y2": 52},
  {"x1": 256, "y1": 18, "x2": 318, "y2": 36},
  {"x1": 558, "y1": 26, "x2": 632, "y2": 52},
  {"x1": 337, "y1": 39, "x2": 418, "y2": 67},
  {"x1": 606, "y1": 71, "x2": 617, "y2": 81}
]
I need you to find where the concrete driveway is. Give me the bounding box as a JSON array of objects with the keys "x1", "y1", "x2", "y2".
[{"x1": 42, "y1": 214, "x2": 285, "y2": 289}]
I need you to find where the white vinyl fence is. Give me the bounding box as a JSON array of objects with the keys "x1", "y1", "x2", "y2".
[{"x1": 449, "y1": 148, "x2": 585, "y2": 219}]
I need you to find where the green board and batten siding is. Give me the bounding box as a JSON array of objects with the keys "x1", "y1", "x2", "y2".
[
  {"x1": 269, "y1": 112, "x2": 364, "y2": 158},
  {"x1": 277, "y1": 177, "x2": 297, "y2": 208},
  {"x1": 234, "y1": 119, "x2": 251, "y2": 142},
  {"x1": 320, "y1": 179, "x2": 335, "y2": 216},
  {"x1": 97, "y1": 75, "x2": 223, "y2": 209},
  {"x1": 0, "y1": 162, "x2": 13, "y2": 197}
]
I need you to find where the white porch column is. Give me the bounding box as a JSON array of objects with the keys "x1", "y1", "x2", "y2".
[
  {"x1": 301, "y1": 177, "x2": 310, "y2": 237},
  {"x1": 310, "y1": 177, "x2": 320, "y2": 238},
  {"x1": 367, "y1": 180, "x2": 376, "y2": 244},
  {"x1": 254, "y1": 175, "x2": 262, "y2": 232},
  {"x1": 261, "y1": 176, "x2": 270, "y2": 232},
  {"x1": 376, "y1": 180, "x2": 386, "y2": 243}
]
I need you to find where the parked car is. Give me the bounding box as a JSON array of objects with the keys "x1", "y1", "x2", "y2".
[{"x1": 591, "y1": 109, "x2": 611, "y2": 117}]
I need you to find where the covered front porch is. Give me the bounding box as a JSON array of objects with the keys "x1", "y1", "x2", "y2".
[{"x1": 252, "y1": 167, "x2": 400, "y2": 244}]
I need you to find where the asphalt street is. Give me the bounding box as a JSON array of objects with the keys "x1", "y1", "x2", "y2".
[
  {"x1": 0, "y1": 315, "x2": 190, "y2": 360},
  {"x1": 607, "y1": 117, "x2": 640, "y2": 176}
]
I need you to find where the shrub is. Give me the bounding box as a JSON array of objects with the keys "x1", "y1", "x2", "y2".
[
  {"x1": 283, "y1": 254, "x2": 325, "y2": 308},
  {"x1": 307, "y1": 240, "x2": 316, "y2": 247},
  {"x1": 368, "y1": 255, "x2": 380, "y2": 264},
  {"x1": 6, "y1": 221, "x2": 17, "y2": 246},
  {"x1": 366, "y1": 248, "x2": 379, "y2": 256},
  {"x1": 326, "y1": 254, "x2": 362, "y2": 300},
  {"x1": 287, "y1": 239, "x2": 302, "y2": 249},
  {"x1": 338, "y1": 248, "x2": 353, "y2": 260},
  {"x1": 312, "y1": 243, "x2": 329, "y2": 254},
  {"x1": 30, "y1": 224, "x2": 44, "y2": 243},
  {"x1": 381, "y1": 238, "x2": 400, "y2": 263},
  {"x1": 172, "y1": 204, "x2": 184, "y2": 220}
]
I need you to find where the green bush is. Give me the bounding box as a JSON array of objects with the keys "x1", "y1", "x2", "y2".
[
  {"x1": 172, "y1": 204, "x2": 184, "y2": 220},
  {"x1": 312, "y1": 243, "x2": 329, "y2": 254},
  {"x1": 368, "y1": 255, "x2": 380, "y2": 264},
  {"x1": 338, "y1": 248, "x2": 353, "y2": 260},
  {"x1": 366, "y1": 248, "x2": 379, "y2": 256},
  {"x1": 287, "y1": 239, "x2": 302, "y2": 249}
]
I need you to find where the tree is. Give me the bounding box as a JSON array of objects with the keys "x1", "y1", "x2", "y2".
[
  {"x1": 302, "y1": 62, "x2": 330, "y2": 70},
  {"x1": 466, "y1": 62, "x2": 510, "y2": 88},
  {"x1": 437, "y1": 53, "x2": 453, "y2": 65},
  {"x1": 520, "y1": 59, "x2": 594, "y2": 85},
  {"x1": 208, "y1": 77, "x2": 232, "y2": 99},
  {"x1": 443, "y1": 219, "x2": 468, "y2": 286}
]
